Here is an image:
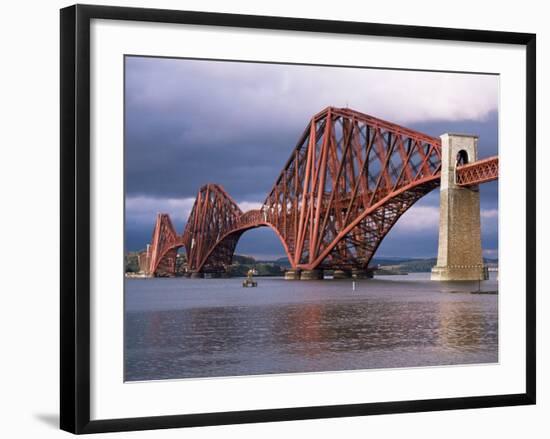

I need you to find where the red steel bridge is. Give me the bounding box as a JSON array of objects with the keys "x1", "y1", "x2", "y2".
[{"x1": 141, "y1": 107, "x2": 498, "y2": 277}]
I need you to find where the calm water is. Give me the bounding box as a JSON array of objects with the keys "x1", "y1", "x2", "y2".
[{"x1": 124, "y1": 273, "x2": 498, "y2": 381}]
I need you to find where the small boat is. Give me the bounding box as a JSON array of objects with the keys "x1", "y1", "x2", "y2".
[{"x1": 243, "y1": 269, "x2": 258, "y2": 288}]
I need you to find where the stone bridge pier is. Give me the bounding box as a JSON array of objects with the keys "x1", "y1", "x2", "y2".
[{"x1": 431, "y1": 133, "x2": 488, "y2": 281}]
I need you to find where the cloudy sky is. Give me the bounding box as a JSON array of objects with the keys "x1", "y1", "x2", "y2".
[{"x1": 125, "y1": 56, "x2": 499, "y2": 260}]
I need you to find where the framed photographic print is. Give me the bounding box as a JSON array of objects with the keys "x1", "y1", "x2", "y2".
[{"x1": 60, "y1": 4, "x2": 536, "y2": 434}]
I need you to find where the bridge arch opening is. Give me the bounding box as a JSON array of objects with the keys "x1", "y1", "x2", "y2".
[
  {"x1": 234, "y1": 226, "x2": 288, "y2": 264},
  {"x1": 456, "y1": 149, "x2": 469, "y2": 166},
  {"x1": 200, "y1": 223, "x2": 291, "y2": 275},
  {"x1": 310, "y1": 180, "x2": 440, "y2": 271},
  {"x1": 374, "y1": 191, "x2": 439, "y2": 262}
]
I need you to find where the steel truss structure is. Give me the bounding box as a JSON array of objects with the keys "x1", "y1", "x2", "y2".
[
  {"x1": 455, "y1": 156, "x2": 499, "y2": 186},
  {"x1": 141, "y1": 107, "x2": 498, "y2": 276}
]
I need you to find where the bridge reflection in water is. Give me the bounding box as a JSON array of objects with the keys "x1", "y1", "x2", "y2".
[
  {"x1": 139, "y1": 107, "x2": 498, "y2": 278},
  {"x1": 125, "y1": 274, "x2": 498, "y2": 381}
]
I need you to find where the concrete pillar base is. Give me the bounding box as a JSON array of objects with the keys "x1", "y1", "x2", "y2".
[
  {"x1": 190, "y1": 272, "x2": 204, "y2": 279},
  {"x1": 351, "y1": 268, "x2": 373, "y2": 279},
  {"x1": 284, "y1": 269, "x2": 301, "y2": 280},
  {"x1": 431, "y1": 265, "x2": 488, "y2": 281},
  {"x1": 333, "y1": 269, "x2": 351, "y2": 279},
  {"x1": 432, "y1": 134, "x2": 486, "y2": 282},
  {"x1": 300, "y1": 269, "x2": 324, "y2": 280}
]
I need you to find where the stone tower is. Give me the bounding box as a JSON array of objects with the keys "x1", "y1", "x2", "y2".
[{"x1": 431, "y1": 133, "x2": 488, "y2": 281}]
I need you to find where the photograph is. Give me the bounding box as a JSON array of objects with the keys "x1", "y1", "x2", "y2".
[{"x1": 123, "y1": 56, "x2": 499, "y2": 382}]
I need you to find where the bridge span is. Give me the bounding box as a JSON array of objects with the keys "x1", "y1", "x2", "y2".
[{"x1": 139, "y1": 107, "x2": 498, "y2": 279}]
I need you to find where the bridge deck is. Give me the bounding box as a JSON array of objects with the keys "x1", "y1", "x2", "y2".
[{"x1": 456, "y1": 156, "x2": 498, "y2": 186}]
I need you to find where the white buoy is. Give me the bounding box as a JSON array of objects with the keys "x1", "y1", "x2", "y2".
[{"x1": 352, "y1": 281, "x2": 356, "y2": 291}]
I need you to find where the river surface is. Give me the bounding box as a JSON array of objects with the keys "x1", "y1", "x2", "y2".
[{"x1": 124, "y1": 273, "x2": 498, "y2": 381}]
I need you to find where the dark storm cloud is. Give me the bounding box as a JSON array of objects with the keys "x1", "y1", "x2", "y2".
[
  {"x1": 409, "y1": 111, "x2": 498, "y2": 157},
  {"x1": 125, "y1": 57, "x2": 498, "y2": 201},
  {"x1": 125, "y1": 57, "x2": 307, "y2": 200},
  {"x1": 124, "y1": 56, "x2": 499, "y2": 257}
]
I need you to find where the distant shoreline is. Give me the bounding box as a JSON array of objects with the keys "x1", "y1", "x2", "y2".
[{"x1": 125, "y1": 252, "x2": 498, "y2": 278}]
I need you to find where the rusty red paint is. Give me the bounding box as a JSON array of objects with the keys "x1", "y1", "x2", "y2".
[{"x1": 143, "y1": 107, "x2": 498, "y2": 277}]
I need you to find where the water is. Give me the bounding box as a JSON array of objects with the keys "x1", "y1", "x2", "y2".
[{"x1": 124, "y1": 273, "x2": 498, "y2": 381}]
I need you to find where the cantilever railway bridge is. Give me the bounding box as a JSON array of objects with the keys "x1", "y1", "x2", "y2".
[{"x1": 141, "y1": 107, "x2": 498, "y2": 277}]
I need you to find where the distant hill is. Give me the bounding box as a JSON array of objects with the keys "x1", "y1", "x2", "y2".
[
  {"x1": 232, "y1": 254, "x2": 256, "y2": 265},
  {"x1": 125, "y1": 251, "x2": 497, "y2": 275},
  {"x1": 374, "y1": 258, "x2": 437, "y2": 273},
  {"x1": 266, "y1": 255, "x2": 498, "y2": 273},
  {"x1": 228, "y1": 255, "x2": 284, "y2": 277},
  {"x1": 373, "y1": 257, "x2": 498, "y2": 273},
  {"x1": 272, "y1": 256, "x2": 291, "y2": 268}
]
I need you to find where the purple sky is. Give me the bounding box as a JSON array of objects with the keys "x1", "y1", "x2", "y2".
[{"x1": 125, "y1": 56, "x2": 499, "y2": 260}]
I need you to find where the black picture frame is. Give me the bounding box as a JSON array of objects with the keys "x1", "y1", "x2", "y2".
[{"x1": 60, "y1": 4, "x2": 536, "y2": 434}]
